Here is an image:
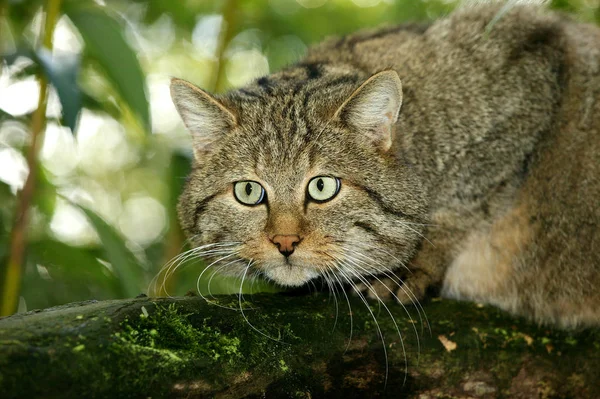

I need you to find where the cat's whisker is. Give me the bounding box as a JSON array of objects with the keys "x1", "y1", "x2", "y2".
[
  {"x1": 341, "y1": 243, "x2": 414, "y2": 291},
  {"x1": 343, "y1": 239, "x2": 410, "y2": 273},
  {"x1": 149, "y1": 244, "x2": 212, "y2": 296},
  {"x1": 195, "y1": 250, "x2": 240, "y2": 286},
  {"x1": 336, "y1": 266, "x2": 390, "y2": 388},
  {"x1": 238, "y1": 259, "x2": 285, "y2": 343},
  {"x1": 329, "y1": 271, "x2": 341, "y2": 333},
  {"x1": 333, "y1": 253, "x2": 407, "y2": 326},
  {"x1": 395, "y1": 221, "x2": 438, "y2": 228},
  {"x1": 196, "y1": 251, "x2": 244, "y2": 309},
  {"x1": 237, "y1": 263, "x2": 259, "y2": 311},
  {"x1": 205, "y1": 258, "x2": 248, "y2": 311},
  {"x1": 205, "y1": 256, "x2": 246, "y2": 297},
  {"x1": 165, "y1": 248, "x2": 236, "y2": 296},
  {"x1": 168, "y1": 246, "x2": 237, "y2": 281},
  {"x1": 337, "y1": 250, "x2": 418, "y2": 366},
  {"x1": 337, "y1": 258, "x2": 409, "y2": 387},
  {"x1": 341, "y1": 244, "x2": 431, "y2": 337},
  {"x1": 151, "y1": 242, "x2": 241, "y2": 296},
  {"x1": 339, "y1": 240, "x2": 430, "y2": 332},
  {"x1": 321, "y1": 265, "x2": 340, "y2": 333},
  {"x1": 397, "y1": 222, "x2": 435, "y2": 248},
  {"x1": 247, "y1": 269, "x2": 263, "y2": 295},
  {"x1": 327, "y1": 265, "x2": 354, "y2": 353},
  {"x1": 205, "y1": 262, "x2": 231, "y2": 296},
  {"x1": 169, "y1": 242, "x2": 239, "y2": 290},
  {"x1": 306, "y1": 278, "x2": 316, "y2": 294},
  {"x1": 161, "y1": 239, "x2": 204, "y2": 270}
]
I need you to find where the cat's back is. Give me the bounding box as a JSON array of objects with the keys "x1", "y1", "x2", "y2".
[{"x1": 306, "y1": 4, "x2": 569, "y2": 73}]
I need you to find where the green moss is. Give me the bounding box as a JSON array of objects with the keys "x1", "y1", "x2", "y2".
[
  {"x1": 279, "y1": 359, "x2": 289, "y2": 372},
  {"x1": 71, "y1": 344, "x2": 85, "y2": 352},
  {"x1": 116, "y1": 303, "x2": 242, "y2": 363}
]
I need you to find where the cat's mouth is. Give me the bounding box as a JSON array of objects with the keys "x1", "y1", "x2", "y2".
[
  {"x1": 262, "y1": 263, "x2": 320, "y2": 287},
  {"x1": 256, "y1": 255, "x2": 322, "y2": 286},
  {"x1": 239, "y1": 239, "x2": 329, "y2": 286}
]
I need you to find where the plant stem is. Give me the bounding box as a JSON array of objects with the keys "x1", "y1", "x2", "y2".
[
  {"x1": 0, "y1": 0, "x2": 62, "y2": 316},
  {"x1": 0, "y1": 2, "x2": 6, "y2": 54},
  {"x1": 213, "y1": 0, "x2": 237, "y2": 93}
]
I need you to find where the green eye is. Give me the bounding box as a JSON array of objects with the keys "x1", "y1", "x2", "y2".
[
  {"x1": 234, "y1": 181, "x2": 265, "y2": 205},
  {"x1": 307, "y1": 176, "x2": 340, "y2": 203}
]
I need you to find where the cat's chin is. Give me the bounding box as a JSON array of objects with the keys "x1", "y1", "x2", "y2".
[{"x1": 263, "y1": 265, "x2": 320, "y2": 287}]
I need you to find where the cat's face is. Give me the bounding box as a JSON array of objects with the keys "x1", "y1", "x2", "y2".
[{"x1": 172, "y1": 67, "x2": 427, "y2": 287}]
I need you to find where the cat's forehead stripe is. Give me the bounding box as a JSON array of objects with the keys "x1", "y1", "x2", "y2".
[
  {"x1": 303, "y1": 63, "x2": 322, "y2": 80},
  {"x1": 231, "y1": 66, "x2": 362, "y2": 110}
]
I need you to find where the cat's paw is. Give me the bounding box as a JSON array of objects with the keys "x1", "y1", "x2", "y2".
[
  {"x1": 350, "y1": 271, "x2": 431, "y2": 305},
  {"x1": 353, "y1": 278, "x2": 396, "y2": 301},
  {"x1": 394, "y1": 271, "x2": 429, "y2": 305}
]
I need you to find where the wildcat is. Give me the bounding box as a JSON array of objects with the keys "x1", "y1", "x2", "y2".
[{"x1": 170, "y1": 3, "x2": 600, "y2": 329}]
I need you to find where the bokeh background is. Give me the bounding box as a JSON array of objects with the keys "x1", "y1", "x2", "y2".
[{"x1": 0, "y1": 0, "x2": 598, "y2": 315}]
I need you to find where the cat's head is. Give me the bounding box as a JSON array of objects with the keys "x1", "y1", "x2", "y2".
[{"x1": 171, "y1": 66, "x2": 427, "y2": 288}]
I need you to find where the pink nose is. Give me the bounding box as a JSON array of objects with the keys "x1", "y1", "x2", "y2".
[{"x1": 271, "y1": 234, "x2": 301, "y2": 257}]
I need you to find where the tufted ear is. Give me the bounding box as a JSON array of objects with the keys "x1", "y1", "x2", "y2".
[
  {"x1": 170, "y1": 78, "x2": 237, "y2": 160},
  {"x1": 334, "y1": 70, "x2": 403, "y2": 152}
]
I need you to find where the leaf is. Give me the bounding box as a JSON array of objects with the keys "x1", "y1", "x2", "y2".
[
  {"x1": 2, "y1": 46, "x2": 81, "y2": 132},
  {"x1": 28, "y1": 239, "x2": 122, "y2": 297},
  {"x1": 33, "y1": 163, "x2": 57, "y2": 219},
  {"x1": 0, "y1": 108, "x2": 15, "y2": 123},
  {"x1": 1, "y1": 47, "x2": 33, "y2": 66},
  {"x1": 77, "y1": 205, "x2": 144, "y2": 298},
  {"x1": 35, "y1": 48, "x2": 82, "y2": 133},
  {"x1": 65, "y1": 5, "x2": 150, "y2": 132},
  {"x1": 438, "y1": 334, "x2": 458, "y2": 352},
  {"x1": 80, "y1": 90, "x2": 122, "y2": 120}
]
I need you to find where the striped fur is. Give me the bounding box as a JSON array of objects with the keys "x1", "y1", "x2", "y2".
[{"x1": 172, "y1": 3, "x2": 600, "y2": 328}]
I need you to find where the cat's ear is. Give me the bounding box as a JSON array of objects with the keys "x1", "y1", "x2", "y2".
[
  {"x1": 334, "y1": 70, "x2": 402, "y2": 152},
  {"x1": 170, "y1": 78, "x2": 237, "y2": 160}
]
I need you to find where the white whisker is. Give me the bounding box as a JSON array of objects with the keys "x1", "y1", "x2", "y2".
[
  {"x1": 239, "y1": 259, "x2": 285, "y2": 343},
  {"x1": 321, "y1": 266, "x2": 340, "y2": 333},
  {"x1": 342, "y1": 241, "x2": 431, "y2": 337},
  {"x1": 196, "y1": 252, "x2": 241, "y2": 309},
  {"x1": 336, "y1": 250, "x2": 415, "y2": 371},
  {"x1": 149, "y1": 242, "x2": 241, "y2": 296},
  {"x1": 336, "y1": 266, "x2": 390, "y2": 388},
  {"x1": 327, "y1": 265, "x2": 354, "y2": 353}
]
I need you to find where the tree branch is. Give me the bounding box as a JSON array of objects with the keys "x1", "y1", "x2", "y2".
[{"x1": 0, "y1": 294, "x2": 598, "y2": 398}]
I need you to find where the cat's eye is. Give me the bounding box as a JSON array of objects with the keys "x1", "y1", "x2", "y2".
[
  {"x1": 234, "y1": 181, "x2": 265, "y2": 206},
  {"x1": 307, "y1": 176, "x2": 340, "y2": 203}
]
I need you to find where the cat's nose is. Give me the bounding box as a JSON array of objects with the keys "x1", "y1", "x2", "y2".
[{"x1": 271, "y1": 234, "x2": 301, "y2": 257}]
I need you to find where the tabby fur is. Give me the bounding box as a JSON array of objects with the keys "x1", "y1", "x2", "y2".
[{"x1": 171, "y1": 3, "x2": 600, "y2": 328}]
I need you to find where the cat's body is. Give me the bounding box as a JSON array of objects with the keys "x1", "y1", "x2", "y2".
[{"x1": 171, "y1": 4, "x2": 600, "y2": 328}]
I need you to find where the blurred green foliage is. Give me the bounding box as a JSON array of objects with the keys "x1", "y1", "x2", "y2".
[{"x1": 0, "y1": 0, "x2": 598, "y2": 313}]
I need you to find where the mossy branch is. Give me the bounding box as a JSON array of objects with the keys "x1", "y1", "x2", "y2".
[{"x1": 0, "y1": 294, "x2": 598, "y2": 398}]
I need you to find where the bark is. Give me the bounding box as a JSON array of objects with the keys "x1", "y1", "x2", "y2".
[{"x1": 0, "y1": 293, "x2": 598, "y2": 398}]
